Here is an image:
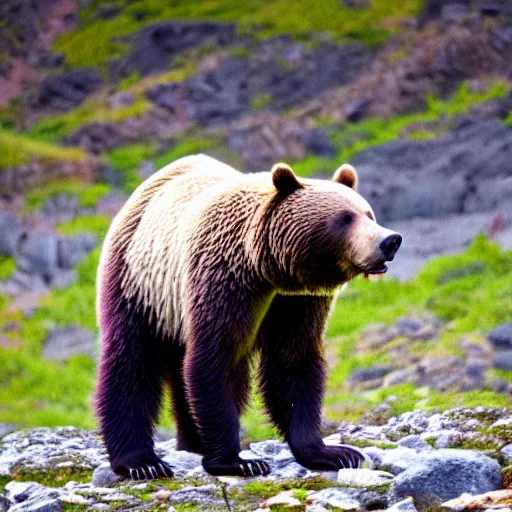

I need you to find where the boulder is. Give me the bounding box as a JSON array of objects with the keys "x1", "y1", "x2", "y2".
[
  {"x1": 387, "y1": 450, "x2": 502, "y2": 511},
  {"x1": 57, "y1": 234, "x2": 98, "y2": 269},
  {"x1": 117, "y1": 21, "x2": 236, "y2": 78},
  {"x1": 35, "y1": 68, "x2": 102, "y2": 111},
  {"x1": 487, "y1": 324, "x2": 512, "y2": 350},
  {"x1": 42, "y1": 325, "x2": 96, "y2": 361},
  {"x1": 0, "y1": 211, "x2": 21, "y2": 256},
  {"x1": 353, "y1": 121, "x2": 512, "y2": 222},
  {"x1": 16, "y1": 232, "x2": 59, "y2": 279}
]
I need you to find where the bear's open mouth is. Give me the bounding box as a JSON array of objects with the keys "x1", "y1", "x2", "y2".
[{"x1": 363, "y1": 264, "x2": 388, "y2": 279}]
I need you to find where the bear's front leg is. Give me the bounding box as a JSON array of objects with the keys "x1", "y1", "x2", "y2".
[
  {"x1": 183, "y1": 285, "x2": 272, "y2": 478},
  {"x1": 258, "y1": 294, "x2": 365, "y2": 471},
  {"x1": 183, "y1": 341, "x2": 270, "y2": 477}
]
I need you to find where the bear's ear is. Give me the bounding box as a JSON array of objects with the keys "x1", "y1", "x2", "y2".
[
  {"x1": 333, "y1": 163, "x2": 358, "y2": 191},
  {"x1": 271, "y1": 163, "x2": 303, "y2": 194}
]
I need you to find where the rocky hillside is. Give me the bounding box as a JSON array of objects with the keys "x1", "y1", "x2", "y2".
[{"x1": 1, "y1": 0, "x2": 512, "y2": 510}]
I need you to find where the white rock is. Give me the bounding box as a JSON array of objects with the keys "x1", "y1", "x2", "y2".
[
  {"x1": 307, "y1": 488, "x2": 361, "y2": 510},
  {"x1": 386, "y1": 497, "x2": 418, "y2": 512},
  {"x1": 262, "y1": 490, "x2": 302, "y2": 508},
  {"x1": 337, "y1": 468, "x2": 394, "y2": 487}
]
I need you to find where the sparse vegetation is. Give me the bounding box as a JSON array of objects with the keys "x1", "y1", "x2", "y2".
[
  {"x1": 24, "y1": 181, "x2": 111, "y2": 212},
  {"x1": 54, "y1": 0, "x2": 424, "y2": 70},
  {"x1": 0, "y1": 256, "x2": 16, "y2": 280},
  {"x1": 292, "y1": 80, "x2": 510, "y2": 177},
  {"x1": 0, "y1": 129, "x2": 86, "y2": 168}
]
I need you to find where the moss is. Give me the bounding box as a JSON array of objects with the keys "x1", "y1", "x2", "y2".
[
  {"x1": 105, "y1": 143, "x2": 154, "y2": 192},
  {"x1": 31, "y1": 93, "x2": 150, "y2": 141},
  {"x1": 251, "y1": 93, "x2": 273, "y2": 111},
  {"x1": 292, "y1": 80, "x2": 510, "y2": 178},
  {"x1": 153, "y1": 137, "x2": 218, "y2": 170},
  {"x1": 54, "y1": 0, "x2": 424, "y2": 70},
  {"x1": 24, "y1": 181, "x2": 111, "y2": 212},
  {"x1": 243, "y1": 476, "x2": 339, "y2": 497},
  {"x1": 58, "y1": 215, "x2": 112, "y2": 238},
  {"x1": 9, "y1": 464, "x2": 93, "y2": 487},
  {"x1": 0, "y1": 256, "x2": 16, "y2": 280},
  {"x1": 0, "y1": 129, "x2": 86, "y2": 169}
]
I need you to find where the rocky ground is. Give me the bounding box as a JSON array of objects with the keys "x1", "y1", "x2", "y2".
[{"x1": 2, "y1": 408, "x2": 512, "y2": 511}]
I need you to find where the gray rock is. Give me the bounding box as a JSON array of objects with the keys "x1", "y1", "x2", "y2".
[
  {"x1": 386, "y1": 497, "x2": 418, "y2": 512},
  {"x1": 49, "y1": 269, "x2": 77, "y2": 289},
  {"x1": 168, "y1": 484, "x2": 222, "y2": 506},
  {"x1": 374, "y1": 448, "x2": 420, "y2": 475},
  {"x1": 9, "y1": 498, "x2": 61, "y2": 512},
  {"x1": 57, "y1": 234, "x2": 97, "y2": 269},
  {"x1": 42, "y1": 326, "x2": 95, "y2": 361},
  {"x1": 305, "y1": 505, "x2": 331, "y2": 512},
  {"x1": 398, "y1": 435, "x2": 432, "y2": 451},
  {"x1": 494, "y1": 350, "x2": 512, "y2": 370},
  {"x1": 5, "y1": 482, "x2": 48, "y2": 503},
  {"x1": 36, "y1": 68, "x2": 102, "y2": 111},
  {"x1": 91, "y1": 463, "x2": 122, "y2": 487},
  {"x1": 0, "y1": 493, "x2": 11, "y2": 512},
  {"x1": 107, "y1": 92, "x2": 134, "y2": 110},
  {"x1": 17, "y1": 232, "x2": 59, "y2": 279},
  {"x1": 118, "y1": 21, "x2": 236, "y2": 78},
  {"x1": 387, "y1": 450, "x2": 502, "y2": 511},
  {"x1": 353, "y1": 120, "x2": 512, "y2": 223},
  {"x1": 41, "y1": 194, "x2": 79, "y2": 221},
  {"x1": 308, "y1": 488, "x2": 362, "y2": 510},
  {"x1": 350, "y1": 366, "x2": 395, "y2": 384},
  {"x1": 337, "y1": 468, "x2": 394, "y2": 488},
  {"x1": 500, "y1": 443, "x2": 512, "y2": 465},
  {"x1": 137, "y1": 160, "x2": 157, "y2": 180},
  {"x1": 0, "y1": 211, "x2": 21, "y2": 256},
  {"x1": 488, "y1": 324, "x2": 512, "y2": 350}
]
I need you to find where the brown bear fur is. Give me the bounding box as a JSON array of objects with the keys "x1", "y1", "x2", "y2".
[{"x1": 95, "y1": 154, "x2": 401, "y2": 479}]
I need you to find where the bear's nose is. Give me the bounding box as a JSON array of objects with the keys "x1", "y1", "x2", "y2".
[{"x1": 379, "y1": 233, "x2": 402, "y2": 261}]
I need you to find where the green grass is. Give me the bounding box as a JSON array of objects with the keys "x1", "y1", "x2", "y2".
[
  {"x1": 24, "y1": 181, "x2": 111, "y2": 212},
  {"x1": 0, "y1": 256, "x2": 16, "y2": 280},
  {"x1": 105, "y1": 137, "x2": 219, "y2": 193},
  {"x1": 54, "y1": 0, "x2": 425, "y2": 70},
  {"x1": 322, "y1": 235, "x2": 512, "y2": 421},
  {"x1": 153, "y1": 137, "x2": 218, "y2": 169},
  {"x1": 0, "y1": 129, "x2": 86, "y2": 169},
  {"x1": 30, "y1": 93, "x2": 150, "y2": 141},
  {"x1": 105, "y1": 143, "x2": 154, "y2": 192},
  {"x1": 57, "y1": 215, "x2": 112, "y2": 238},
  {"x1": 0, "y1": 234, "x2": 511, "y2": 433},
  {"x1": 291, "y1": 80, "x2": 510, "y2": 177}
]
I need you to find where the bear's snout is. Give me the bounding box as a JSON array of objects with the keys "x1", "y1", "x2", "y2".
[{"x1": 379, "y1": 233, "x2": 402, "y2": 261}]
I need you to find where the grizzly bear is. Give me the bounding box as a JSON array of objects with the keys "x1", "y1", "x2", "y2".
[{"x1": 95, "y1": 155, "x2": 401, "y2": 480}]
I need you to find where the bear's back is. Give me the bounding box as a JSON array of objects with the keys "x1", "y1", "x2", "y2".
[{"x1": 98, "y1": 154, "x2": 245, "y2": 336}]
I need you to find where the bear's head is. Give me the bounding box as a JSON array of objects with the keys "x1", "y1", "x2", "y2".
[{"x1": 259, "y1": 162, "x2": 402, "y2": 294}]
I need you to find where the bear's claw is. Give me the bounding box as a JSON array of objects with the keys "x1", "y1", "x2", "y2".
[
  {"x1": 203, "y1": 457, "x2": 270, "y2": 477},
  {"x1": 239, "y1": 460, "x2": 270, "y2": 477},
  {"x1": 328, "y1": 444, "x2": 365, "y2": 469},
  {"x1": 122, "y1": 460, "x2": 174, "y2": 480}
]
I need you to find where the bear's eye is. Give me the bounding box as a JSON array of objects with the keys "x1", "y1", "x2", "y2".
[{"x1": 342, "y1": 213, "x2": 353, "y2": 226}]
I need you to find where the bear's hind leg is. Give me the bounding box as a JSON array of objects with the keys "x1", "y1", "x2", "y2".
[
  {"x1": 167, "y1": 343, "x2": 204, "y2": 454},
  {"x1": 96, "y1": 296, "x2": 173, "y2": 481}
]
